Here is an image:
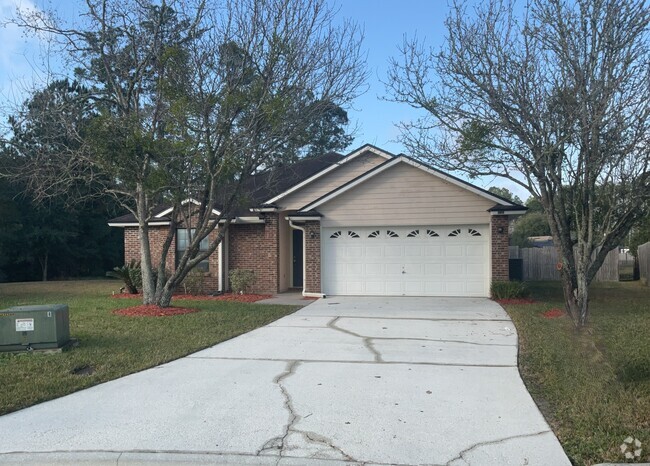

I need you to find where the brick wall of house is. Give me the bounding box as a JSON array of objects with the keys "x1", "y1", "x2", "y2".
[
  {"x1": 122, "y1": 225, "x2": 222, "y2": 294},
  {"x1": 303, "y1": 221, "x2": 321, "y2": 294},
  {"x1": 491, "y1": 215, "x2": 510, "y2": 281},
  {"x1": 228, "y1": 213, "x2": 279, "y2": 294}
]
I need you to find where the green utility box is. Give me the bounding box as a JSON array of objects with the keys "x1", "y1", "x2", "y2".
[{"x1": 0, "y1": 304, "x2": 70, "y2": 351}]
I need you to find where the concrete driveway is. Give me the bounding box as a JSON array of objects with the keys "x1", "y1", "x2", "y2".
[{"x1": 0, "y1": 297, "x2": 570, "y2": 465}]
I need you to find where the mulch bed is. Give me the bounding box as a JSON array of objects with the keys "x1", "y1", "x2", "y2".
[
  {"x1": 113, "y1": 305, "x2": 200, "y2": 317},
  {"x1": 542, "y1": 308, "x2": 565, "y2": 319},
  {"x1": 111, "y1": 293, "x2": 272, "y2": 303},
  {"x1": 495, "y1": 298, "x2": 538, "y2": 305}
]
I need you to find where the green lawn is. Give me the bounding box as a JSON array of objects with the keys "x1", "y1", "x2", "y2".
[
  {"x1": 0, "y1": 280, "x2": 298, "y2": 416},
  {"x1": 503, "y1": 281, "x2": 650, "y2": 465}
]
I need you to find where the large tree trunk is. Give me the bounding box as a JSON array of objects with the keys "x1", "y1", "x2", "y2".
[
  {"x1": 560, "y1": 250, "x2": 590, "y2": 328},
  {"x1": 39, "y1": 252, "x2": 48, "y2": 282},
  {"x1": 137, "y1": 187, "x2": 156, "y2": 305}
]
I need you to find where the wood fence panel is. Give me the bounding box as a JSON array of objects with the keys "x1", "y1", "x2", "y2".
[
  {"x1": 518, "y1": 247, "x2": 618, "y2": 281},
  {"x1": 593, "y1": 248, "x2": 619, "y2": 282},
  {"x1": 509, "y1": 246, "x2": 520, "y2": 259},
  {"x1": 639, "y1": 242, "x2": 650, "y2": 286}
]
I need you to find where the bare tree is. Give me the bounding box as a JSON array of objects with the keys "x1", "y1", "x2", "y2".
[
  {"x1": 387, "y1": 0, "x2": 650, "y2": 327},
  {"x1": 3, "y1": 0, "x2": 366, "y2": 307}
]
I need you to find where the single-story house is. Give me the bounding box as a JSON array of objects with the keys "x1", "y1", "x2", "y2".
[{"x1": 108, "y1": 144, "x2": 527, "y2": 297}]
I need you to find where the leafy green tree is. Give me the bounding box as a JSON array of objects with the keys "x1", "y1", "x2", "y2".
[
  {"x1": 511, "y1": 212, "x2": 552, "y2": 248},
  {"x1": 387, "y1": 0, "x2": 650, "y2": 327},
  {"x1": 5, "y1": 0, "x2": 366, "y2": 307},
  {"x1": 488, "y1": 186, "x2": 523, "y2": 205}
]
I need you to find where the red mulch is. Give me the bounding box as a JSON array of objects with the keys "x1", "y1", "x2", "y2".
[
  {"x1": 542, "y1": 308, "x2": 565, "y2": 319},
  {"x1": 495, "y1": 298, "x2": 538, "y2": 305},
  {"x1": 111, "y1": 292, "x2": 272, "y2": 303},
  {"x1": 113, "y1": 305, "x2": 200, "y2": 317}
]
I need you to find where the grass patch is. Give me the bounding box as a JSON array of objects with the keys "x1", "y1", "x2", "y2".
[
  {"x1": 502, "y1": 281, "x2": 650, "y2": 465},
  {"x1": 0, "y1": 280, "x2": 298, "y2": 416}
]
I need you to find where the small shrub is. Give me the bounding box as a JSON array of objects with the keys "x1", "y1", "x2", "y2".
[
  {"x1": 106, "y1": 259, "x2": 142, "y2": 294},
  {"x1": 182, "y1": 269, "x2": 205, "y2": 295},
  {"x1": 491, "y1": 280, "x2": 530, "y2": 300},
  {"x1": 229, "y1": 269, "x2": 256, "y2": 294}
]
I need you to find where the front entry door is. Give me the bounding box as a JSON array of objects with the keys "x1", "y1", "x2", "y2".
[{"x1": 292, "y1": 229, "x2": 304, "y2": 287}]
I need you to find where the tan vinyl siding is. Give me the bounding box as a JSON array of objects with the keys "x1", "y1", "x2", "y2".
[
  {"x1": 318, "y1": 162, "x2": 494, "y2": 227},
  {"x1": 278, "y1": 152, "x2": 385, "y2": 210}
]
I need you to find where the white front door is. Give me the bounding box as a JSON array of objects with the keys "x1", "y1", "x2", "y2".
[{"x1": 321, "y1": 225, "x2": 489, "y2": 297}]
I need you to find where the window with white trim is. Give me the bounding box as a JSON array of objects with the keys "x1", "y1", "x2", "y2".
[{"x1": 177, "y1": 229, "x2": 209, "y2": 271}]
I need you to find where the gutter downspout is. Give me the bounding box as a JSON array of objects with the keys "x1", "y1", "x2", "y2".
[{"x1": 288, "y1": 220, "x2": 325, "y2": 298}]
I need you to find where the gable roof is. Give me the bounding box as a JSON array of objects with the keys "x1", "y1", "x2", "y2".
[
  {"x1": 261, "y1": 144, "x2": 394, "y2": 205},
  {"x1": 298, "y1": 154, "x2": 526, "y2": 213}
]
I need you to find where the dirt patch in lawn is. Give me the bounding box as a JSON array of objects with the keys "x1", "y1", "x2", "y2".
[
  {"x1": 113, "y1": 305, "x2": 200, "y2": 317},
  {"x1": 111, "y1": 293, "x2": 272, "y2": 303},
  {"x1": 542, "y1": 308, "x2": 565, "y2": 319}
]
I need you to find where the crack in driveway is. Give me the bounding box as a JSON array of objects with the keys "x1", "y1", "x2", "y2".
[
  {"x1": 444, "y1": 430, "x2": 551, "y2": 465},
  {"x1": 258, "y1": 360, "x2": 362, "y2": 465},
  {"x1": 328, "y1": 317, "x2": 384, "y2": 362}
]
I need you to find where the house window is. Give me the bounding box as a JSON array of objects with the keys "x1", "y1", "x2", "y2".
[
  {"x1": 427, "y1": 229, "x2": 439, "y2": 237},
  {"x1": 387, "y1": 230, "x2": 399, "y2": 238},
  {"x1": 368, "y1": 230, "x2": 380, "y2": 238},
  {"x1": 348, "y1": 231, "x2": 360, "y2": 238},
  {"x1": 177, "y1": 229, "x2": 209, "y2": 271},
  {"x1": 468, "y1": 228, "x2": 482, "y2": 237},
  {"x1": 448, "y1": 229, "x2": 461, "y2": 237},
  {"x1": 407, "y1": 230, "x2": 420, "y2": 237},
  {"x1": 330, "y1": 231, "x2": 342, "y2": 239}
]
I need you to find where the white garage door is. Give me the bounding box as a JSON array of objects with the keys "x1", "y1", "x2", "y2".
[{"x1": 322, "y1": 225, "x2": 489, "y2": 297}]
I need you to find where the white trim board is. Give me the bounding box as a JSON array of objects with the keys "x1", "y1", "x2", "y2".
[
  {"x1": 155, "y1": 198, "x2": 221, "y2": 218},
  {"x1": 299, "y1": 156, "x2": 517, "y2": 212},
  {"x1": 262, "y1": 144, "x2": 394, "y2": 205}
]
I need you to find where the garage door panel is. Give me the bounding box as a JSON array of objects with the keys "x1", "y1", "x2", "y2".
[
  {"x1": 425, "y1": 245, "x2": 443, "y2": 257},
  {"x1": 322, "y1": 225, "x2": 488, "y2": 297},
  {"x1": 445, "y1": 245, "x2": 463, "y2": 257}
]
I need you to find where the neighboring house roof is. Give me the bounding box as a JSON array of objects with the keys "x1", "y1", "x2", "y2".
[
  {"x1": 528, "y1": 236, "x2": 554, "y2": 248},
  {"x1": 298, "y1": 154, "x2": 527, "y2": 214}
]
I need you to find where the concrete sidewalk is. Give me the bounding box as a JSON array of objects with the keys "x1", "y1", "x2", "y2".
[{"x1": 0, "y1": 297, "x2": 570, "y2": 465}]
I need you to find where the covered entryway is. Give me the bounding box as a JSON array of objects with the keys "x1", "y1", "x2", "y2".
[{"x1": 322, "y1": 225, "x2": 489, "y2": 297}]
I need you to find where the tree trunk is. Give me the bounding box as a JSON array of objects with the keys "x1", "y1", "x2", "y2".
[
  {"x1": 40, "y1": 252, "x2": 48, "y2": 282},
  {"x1": 561, "y1": 254, "x2": 590, "y2": 328},
  {"x1": 137, "y1": 188, "x2": 156, "y2": 305}
]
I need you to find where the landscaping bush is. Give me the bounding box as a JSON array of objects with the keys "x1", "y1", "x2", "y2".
[
  {"x1": 229, "y1": 269, "x2": 256, "y2": 294},
  {"x1": 181, "y1": 269, "x2": 205, "y2": 295},
  {"x1": 491, "y1": 280, "x2": 530, "y2": 299},
  {"x1": 106, "y1": 259, "x2": 142, "y2": 294}
]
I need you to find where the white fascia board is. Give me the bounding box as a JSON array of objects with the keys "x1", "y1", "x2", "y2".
[
  {"x1": 219, "y1": 216, "x2": 265, "y2": 224},
  {"x1": 490, "y1": 210, "x2": 528, "y2": 216},
  {"x1": 155, "y1": 198, "x2": 221, "y2": 218},
  {"x1": 249, "y1": 207, "x2": 279, "y2": 212},
  {"x1": 300, "y1": 156, "x2": 517, "y2": 212},
  {"x1": 262, "y1": 145, "x2": 394, "y2": 205},
  {"x1": 286, "y1": 216, "x2": 322, "y2": 221},
  {"x1": 107, "y1": 222, "x2": 170, "y2": 227}
]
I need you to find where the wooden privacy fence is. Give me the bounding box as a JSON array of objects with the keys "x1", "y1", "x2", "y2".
[
  {"x1": 639, "y1": 242, "x2": 650, "y2": 286},
  {"x1": 509, "y1": 246, "x2": 619, "y2": 281}
]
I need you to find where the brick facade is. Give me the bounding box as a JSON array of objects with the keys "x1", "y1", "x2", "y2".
[
  {"x1": 303, "y1": 221, "x2": 321, "y2": 294},
  {"x1": 123, "y1": 225, "x2": 222, "y2": 293},
  {"x1": 491, "y1": 215, "x2": 510, "y2": 281},
  {"x1": 227, "y1": 213, "x2": 280, "y2": 294}
]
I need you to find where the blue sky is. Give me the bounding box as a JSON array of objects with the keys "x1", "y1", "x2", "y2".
[{"x1": 0, "y1": 0, "x2": 529, "y2": 201}]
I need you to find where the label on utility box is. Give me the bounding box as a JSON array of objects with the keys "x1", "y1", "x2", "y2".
[{"x1": 15, "y1": 318, "x2": 34, "y2": 332}]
